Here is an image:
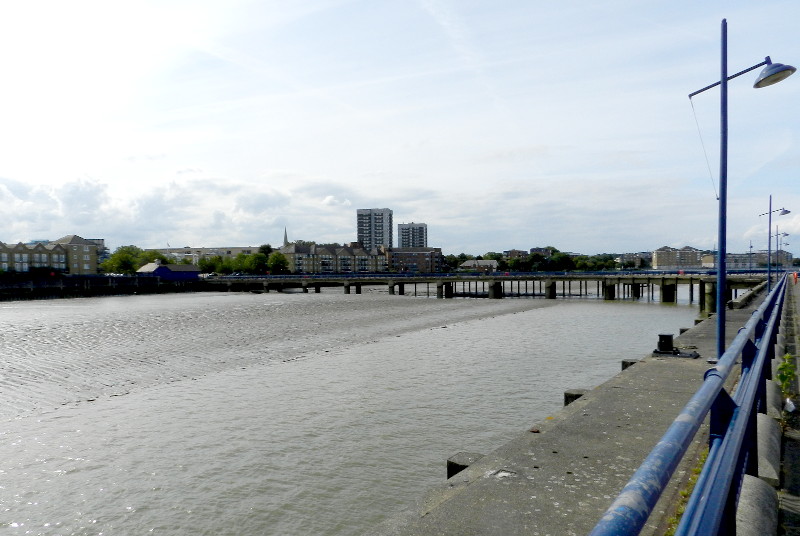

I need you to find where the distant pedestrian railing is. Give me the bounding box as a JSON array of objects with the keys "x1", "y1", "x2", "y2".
[{"x1": 589, "y1": 274, "x2": 787, "y2": 536}]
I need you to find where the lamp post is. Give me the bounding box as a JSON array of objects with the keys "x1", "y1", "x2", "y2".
[
  {"x1": 688, "y1": 19, "x2": 795, "y2": 359},
  {"x1": 760, "y1": 195, "x2": 791, "y2": 291},
  {"x1": 776, "y1": 227, "x2": 789, "y2": 273}
]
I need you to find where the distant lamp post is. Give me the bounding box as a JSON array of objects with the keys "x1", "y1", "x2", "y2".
[
  {"x1": 689, "y1": 19, "x2": 795, "y2": 359},
  {"x1": 759, "y1": 195, "x2": 791, "y2": 291},
  {"x1": 776, "y1": 228, "x2": 789, "y2": 271}
]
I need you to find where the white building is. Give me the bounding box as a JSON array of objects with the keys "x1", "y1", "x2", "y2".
[{"x1": 397, "y1": 222, "x2": 427, "y2": 248}]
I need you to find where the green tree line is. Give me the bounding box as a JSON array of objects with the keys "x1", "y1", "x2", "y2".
[
  {"x1": 101, "y1": 244, "x2": 288, "y2": 275},
  {"x1": 444, "y1": 249, "x2": 641, "y2": 272}
]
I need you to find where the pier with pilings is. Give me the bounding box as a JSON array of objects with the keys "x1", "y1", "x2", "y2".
[{"x1": 201, "y1": 273, "x2": 763, "y2": 316}]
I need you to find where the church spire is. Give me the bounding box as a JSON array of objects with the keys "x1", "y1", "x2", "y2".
[{"x1": 283, "y1": 227, "x2": 289, "y2": 247}]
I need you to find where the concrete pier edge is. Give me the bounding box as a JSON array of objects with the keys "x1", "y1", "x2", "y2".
[
  {"x1": 371, "y1": 282, "x2": 792, "y2": 535},
  {"x1": 779, "y1": 278, "x2": 800, "y2": 534}
]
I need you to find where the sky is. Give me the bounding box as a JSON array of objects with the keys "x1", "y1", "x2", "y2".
[{"x1": 0, "y1": 1, "x2": 798, "y2": 257}]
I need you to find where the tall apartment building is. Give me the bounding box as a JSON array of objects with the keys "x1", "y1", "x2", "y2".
[
  {"x1": 357, "y1": 208, "x2": 393, "y2": 251},
  {"x1": 397, "y1": 222, "x2": 427, "y2": 248}
]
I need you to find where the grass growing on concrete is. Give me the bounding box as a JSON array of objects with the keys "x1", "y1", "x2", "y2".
[
  {"x1": 777, "y1": 353, "x2": 797, "y2": 399},
  {"x1": 663, "y1": 447, "x2": 709, "y2": 536}
]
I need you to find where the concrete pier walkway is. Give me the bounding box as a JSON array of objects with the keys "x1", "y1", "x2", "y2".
[
  {"x1": 780, "y1": 278, "x2": 800, "y2": 535},
  {"x1": 372, "y1": 291, "x2": 767, "y2": 535}
]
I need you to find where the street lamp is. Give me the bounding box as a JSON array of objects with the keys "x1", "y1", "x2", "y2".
[
  {"x1": 775, "y1": 227, "x2": 789, "y2": 272},
  {"x1": 759, "y1": 194, "x2": 791, "y2": 291},
  {"x1": 688, "y1": 19, "x2": 795, "y2": 359}
]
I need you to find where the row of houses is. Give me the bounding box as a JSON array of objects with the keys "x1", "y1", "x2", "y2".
[
  {"x1": 278, "y1": 243, "x2": 443, "y2": 273},
  {"x1": 652, "y1": 245, "x2": 793, "y2": 270},
  {"x1": 0, "y1": 235, "x2": 103, "y2": 275},
  {"x1": 152, "y1": 242, "x2": 445, "y2": 274}
]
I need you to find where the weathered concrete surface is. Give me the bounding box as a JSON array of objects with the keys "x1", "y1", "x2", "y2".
[
  {"x1": 759, "y1": 413, "x2": 782, "y2": 488},
  {"x1": 780, "y1": 280, "x2": 800, "y2": 535},
  {"x1": 372, "y1": 301, "x2": 761, "y2": 535},
  {"x1": 737, "y1": 474, "x2": 779, "y2": 536}
]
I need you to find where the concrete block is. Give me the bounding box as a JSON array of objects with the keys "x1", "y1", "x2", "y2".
[
  {"x1": 446, "y1": 452, "x2": 484, "y2": 479},
  {"x1": 563, "y1": 388, "x2": 588, "y2": 406},
  {"x1": 621, "y1": 359, "x2": 639, "y2": 370},
  {"x1": 735, "y1": 474, "x2": 778, "y2": 536},
  {"x1": 765, "y1": 379, "x2": 783, "y2": 420},
  {"x1": 757, "y1": 413, "x2": 781, "y2": 487}
]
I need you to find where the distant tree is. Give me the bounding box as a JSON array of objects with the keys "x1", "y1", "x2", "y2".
[
  {"x1": 219, "y1": 257, "x2": 236, "y2": 274},
  {"x1": 528, "y1": 253, "x2": 548, "y2": 271},
  {"x1": 243, "y1": 253, "x2": 269, "y2": 274},
  {"x1": 507, "y1": 256, "x2": 531, "y2": 272},
  {"x1": 101, "y1": 245, "x2": 144, "y2": 275},
  {"x1": 267, "y1": 252, "x2": 289, "y2": 274},
  {"x1": 232, "y1": 253, "x2": 250, "y2": 273},
  {"x1": 442, "y1": 253, "x2": 475, "y2": 272},
  {"x1": 549, "y1": 252, "x2": 575, "y2": 271},
  {"x1": 198, "y1": 256, "x2": 222, "y2": 273},
  {"x1": 138, "y1": 250, "x2": 171, "y2": 266},
  {"x1": 259, "y1": 244, "x2": 273, "y2": 256}
]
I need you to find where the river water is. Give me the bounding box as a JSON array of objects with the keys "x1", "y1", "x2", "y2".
[{"x1": 0, "y1": 289, "x2": 699, "y2": 535}]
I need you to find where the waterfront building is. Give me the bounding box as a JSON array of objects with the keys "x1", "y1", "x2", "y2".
[
  {"x1": 387, "y1": 247, "x2": 443, "y2": 273},
  {"x1": 1, "y1": 235, "x2": 99, "y2": 275},
  {"x1": 357, "y1": 208, "x2": 393, "y2": 250},
  {"x1": 651, "y1": 246, "x2": 706, "y2": 270},
  {"x1": 503, "y1": 249, "x2": 528, "y2": 259},
  {"x1": 0, "y1": 242, "x2": 68, "y2": 273},
  {"x1": 397, "y1": 222, "x2": 427, "y2": 248},
  {"x1": 701, "y1": 250, "x2": 793, "y2": 270},
  {"x1": 459, "y1": 259, "x2": 498, "y2": 273},
  {"x1": 149, "y1": 246, "x2": 261, "y2": 264},
  {"x1": 616, "y1": 252, "x2": 652, "y2": 268},
  {"x1": 86, "y1": 238, "x2": 110, "y2": 264},
  {"x1": 48, "y1": 235, "x2": 100, "y2": 274},
  {"x1": 137, "y1": 262, "x2": 201, "y2": 281},
  {"x1": 529, "y1": 247, "x2": 555, "y2": 258},
  {"x1": 279, "y1": 243, "x2": 388, "y2": 273}
]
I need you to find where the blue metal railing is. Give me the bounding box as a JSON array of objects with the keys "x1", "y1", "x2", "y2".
[{"x1": 589, "y1": 275, "x2": 787, "y2": 536}]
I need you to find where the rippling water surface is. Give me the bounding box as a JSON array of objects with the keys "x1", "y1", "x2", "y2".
[{"x1": 0, "y1": 289, "x2": 698, "y2": 535}]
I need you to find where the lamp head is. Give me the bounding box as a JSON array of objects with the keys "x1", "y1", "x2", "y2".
[
  {"x1": 754, "y1": 57, "x2": 796, "y2": 88},
  {"x1": 780, "y1": 208, "x2": 791, "y2": 215}
]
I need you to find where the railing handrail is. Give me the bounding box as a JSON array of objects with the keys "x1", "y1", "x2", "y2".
[{"x1": 589, "y1": 275, "x2": 787, "y2": 535}]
